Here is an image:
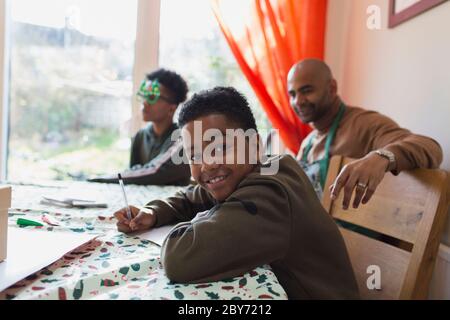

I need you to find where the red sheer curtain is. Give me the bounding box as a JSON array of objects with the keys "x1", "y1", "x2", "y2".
[{"x1": 212, "y1": 0, "x2": 328, "y2": 154}]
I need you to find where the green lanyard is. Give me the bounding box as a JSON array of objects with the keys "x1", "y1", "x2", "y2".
[{"x1": 302, "y1": 103, "x2": 346, "y2": 187}]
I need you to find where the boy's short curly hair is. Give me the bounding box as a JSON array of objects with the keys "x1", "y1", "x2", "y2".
[
  {"x1": 178, "y1": 87, "x2": 258, "y2": 132},
  {"x1": 146, "y1": 68, "x2": 188, "y2": 105}
]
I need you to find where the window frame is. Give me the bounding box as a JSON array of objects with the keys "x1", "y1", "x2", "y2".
[{"x1": 0, "y1": 0, "x2": 10, "y2": 180}]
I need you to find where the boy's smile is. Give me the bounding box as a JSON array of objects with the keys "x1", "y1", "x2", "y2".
[
  {"x1": 202, "y1": 170, "x2": 231, "y2": 191},
  {"x1": 181, "y1": 114, "x2": 258, "y2": 202}
]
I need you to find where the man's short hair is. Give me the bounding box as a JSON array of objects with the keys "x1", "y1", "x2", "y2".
[
  {"x1": 146, "y1": 68, "x2": 188, "y2": 105},
  {"x1": 178, "y1": 86, "x2": 258, "y2": 132}
]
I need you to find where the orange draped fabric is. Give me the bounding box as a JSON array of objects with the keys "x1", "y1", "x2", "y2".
[{"x1": 212, "y1": 0, "x2": 328, "y2": 154}]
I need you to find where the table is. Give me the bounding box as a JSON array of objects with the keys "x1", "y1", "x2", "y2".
[{"x1": 0, "y1": 181, "x2": 287, "y2": 300}]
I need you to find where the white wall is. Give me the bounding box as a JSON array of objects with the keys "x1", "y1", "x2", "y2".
[{"x1": 325, "y1": 0, "x2": 450, "y2": 246}]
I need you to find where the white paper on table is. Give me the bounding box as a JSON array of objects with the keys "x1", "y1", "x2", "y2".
[
  {"x1": 0, "y1": 228, "x2": 97, "y2": 292},
  {"x1": 134, "y1": 225, "x2": 176, "y2": 247}
]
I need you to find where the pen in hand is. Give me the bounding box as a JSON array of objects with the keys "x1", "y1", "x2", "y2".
[{"x1": 118, "y1": 173, "x2": 132, "y2": 220}]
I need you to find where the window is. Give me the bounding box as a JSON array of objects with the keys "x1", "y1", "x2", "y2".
[
  {"x1": 6, "y1": 0, "x2": 138, "y2": 181},
  {"x1": 159, "y1": 0, "x2": 270, "y2": 133},
  {"x1": 0, "y1": 0, "x2": 271, "y2": 182}
]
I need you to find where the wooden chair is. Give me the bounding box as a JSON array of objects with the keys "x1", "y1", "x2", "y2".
[{"x1": 322, "y1": 156, "x2": 450, "y2": 299}]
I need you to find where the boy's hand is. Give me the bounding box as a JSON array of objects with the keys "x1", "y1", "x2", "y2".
[{"x1": 114, "y1": 206, "x2": 156, "y2": 233}]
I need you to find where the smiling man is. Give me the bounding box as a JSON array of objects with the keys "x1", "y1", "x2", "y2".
[
  {"x1": 113, "y1": 87, "x2": 359, "y2": 299},
  {"x1": 288, "y1": 59, "x2": 443, "y2": 207}
]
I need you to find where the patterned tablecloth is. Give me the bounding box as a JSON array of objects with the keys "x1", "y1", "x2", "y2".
[{"x1": 0, "y1": 181, "x2": 287, "y2": 300}]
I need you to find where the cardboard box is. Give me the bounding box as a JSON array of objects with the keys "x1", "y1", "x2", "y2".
[{"x1": 0, "y1": 186, "x2": 11, "y2": 262}]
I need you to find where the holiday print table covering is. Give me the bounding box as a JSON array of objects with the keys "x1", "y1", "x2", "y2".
[{"x1": 0, "y1": 181, "x2": 288, "y2": 300}]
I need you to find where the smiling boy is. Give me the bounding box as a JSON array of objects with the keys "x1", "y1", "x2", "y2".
[{"x1": 114, "y1": 87, "x2": 359, "y2": 299}]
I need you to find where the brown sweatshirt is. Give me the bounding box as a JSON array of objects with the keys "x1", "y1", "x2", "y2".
[
  {"x1": 144, "y1": 155, "x2": 360, "y2": 299},
  {"x1": 297, "y1": 105, "x2": 443, "y2": 173}
]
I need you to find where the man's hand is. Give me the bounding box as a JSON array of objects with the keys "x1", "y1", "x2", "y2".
[
  {"x1": 114, "y1": 205, "x2": 156, "y2": 233},
  {"x1": 330, "y1": 152, "x2": 390, "y2": 210}
]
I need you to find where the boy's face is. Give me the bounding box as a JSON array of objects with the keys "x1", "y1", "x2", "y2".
[
  {"x1": 141, "y1": 83, "x2": 176, "y2": 123},
  {"x1": 181, "y1": 114, "x2": 258, "y2": 202}
]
